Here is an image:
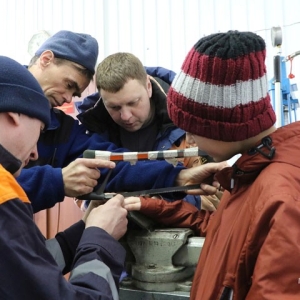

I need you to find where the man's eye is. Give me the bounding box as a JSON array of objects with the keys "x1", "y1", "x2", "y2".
[
  {"x1": 129, "y1": 98, "x2": 140, "y2": 106},
  {"x1": 67, "y1": 83, "x2": 74, "y2": 89}
]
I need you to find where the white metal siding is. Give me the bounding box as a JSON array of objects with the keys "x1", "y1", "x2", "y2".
[{"x1": 0, "y1": 0, "x2": 300, "y2": 85}]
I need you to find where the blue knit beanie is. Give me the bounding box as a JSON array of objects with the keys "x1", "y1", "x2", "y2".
[
  {"x1": 0, "y1": 56, "x2": 50, "y2": 127},
  {"x1": 35, "y1": 30, "x2": 99, "y2": 75}
]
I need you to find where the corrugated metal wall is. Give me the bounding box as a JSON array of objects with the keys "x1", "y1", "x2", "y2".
[{"x1": 1, "y1": 0, "x2": 300, "y2": 84}]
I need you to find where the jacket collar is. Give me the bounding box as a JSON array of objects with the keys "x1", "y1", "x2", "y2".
[
  {"x1": 216, "y1": 122, "x2": 300, "y2": 193},
  {"x1": 0, "y1": 144, "x2": 22, "y2": 175},
  {"x1": 47, "y1": 109, "x2": 61, "y2": 130}
]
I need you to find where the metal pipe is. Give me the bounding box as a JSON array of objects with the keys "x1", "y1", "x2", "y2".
[
  {"x1": 270, "y1": 26, "x2": 283, "y2": 127},
  {"x1": 274, "y1": 55, "x2": 282, "y2": 127},
  {"x1": 284, "y1": 50, "x2": 300, "y2": 62}
]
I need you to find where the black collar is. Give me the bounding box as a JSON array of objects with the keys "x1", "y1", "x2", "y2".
[{"x1": 0, "y1": 144, "x2": 22, "y2": 174}]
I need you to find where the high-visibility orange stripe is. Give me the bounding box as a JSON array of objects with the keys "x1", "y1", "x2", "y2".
[
  {"x1": 136, "y1": 153, "x2": 149, "y2": 159},
  {"x1": 0, "y1": 165, "x2": 30, "y2": 205},
  {"x1": 110, "y1": 154, "x2": 124, "y2": 161}
]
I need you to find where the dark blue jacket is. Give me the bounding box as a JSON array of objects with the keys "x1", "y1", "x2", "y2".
[
  {"x1": 0, "y1": 148, "x2": 125, "y2": 299},
  {"x1": 145, "y1": 66, "x2": 176, "y2": 84},
  {"x1": 17, "y1": 108, "x2": 184, "y2": 213}
]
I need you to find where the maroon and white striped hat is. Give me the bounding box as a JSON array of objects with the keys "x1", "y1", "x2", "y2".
[{"x1": 167, "y1": 30, "x2": 276, "y2": 142}]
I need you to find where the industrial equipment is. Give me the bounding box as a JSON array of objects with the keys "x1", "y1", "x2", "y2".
[
  {"x1": 82, "y1": 149, "x2": 208, "y2": 299},
  {"x1": 269, "y1": 26, "x2": 299, "y2": 126}
]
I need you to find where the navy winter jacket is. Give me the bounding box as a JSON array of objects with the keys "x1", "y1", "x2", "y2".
[{"x1": 0, "y1": 147, "x2": 125, "y2": 299}]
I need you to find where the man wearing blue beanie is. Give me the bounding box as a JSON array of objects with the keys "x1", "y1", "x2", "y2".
[
  {"x1": 17, "y1": 30, "x2": 222, "y2": 214},
  {"x1": 17, "y1": 30, "x2": 107, "y2": 212},
  {"x1": 0, "y1": 55, "x2": 129, "y2": 298},
  {"x1": 0, "y1": 56, "x2": 50, "y2": 178}
]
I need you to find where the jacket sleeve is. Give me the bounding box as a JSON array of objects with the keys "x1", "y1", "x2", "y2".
[
  {"x1": 47, "y1": 220, "x2": 86, "y2": 274},
  {"x1": 18, "y1": 123, "x2": 185, "y2": 213},
  {"x1": 17, "y1": 165, "x2": 65, "y2": 212},
  {"x1": 139, "y1": 197, "x2": 212, "y2": 236},
  {"x1": 0, "y1": 199, "x2": 125, "y2": 300}
]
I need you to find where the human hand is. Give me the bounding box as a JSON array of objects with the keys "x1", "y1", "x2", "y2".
[
  {"x1": 62, "y1": 158, "x2": 115, "y2": 197},
  {"x1": 175, "y1": 161, "x2": 228, "y2": 195},
  {"x1": 123, "y1": 197, "x2": 142, "y2": 211},
  {"x1": 85, "y1": 194, "x2": 128, "y2": 240},
  {"x1": 200, "y1": 195, "x2": 220, "y2": 211},
  {"x1": 82, "y1": 200, "x2": 106, "y2": 222}
]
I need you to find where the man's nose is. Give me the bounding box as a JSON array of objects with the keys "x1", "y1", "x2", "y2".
[
  {"x1": 30, "y1": 146, "x2": 39, "y2": 161},
  {"x1": 64, "y1": 92, "x2": 73, "y2": 104},
  {"x1": 120, "y1": 107, "x2": 132, "y2": 120}
]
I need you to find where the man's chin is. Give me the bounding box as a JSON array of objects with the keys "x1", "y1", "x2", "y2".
[
  {"x1": 123, "y1": 124, "x2": 141, "y2": 132},
  {"x1": 48, "y1": 96, "x2": 61, "y2": 108}
]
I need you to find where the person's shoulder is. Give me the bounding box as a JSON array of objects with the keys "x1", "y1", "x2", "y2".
[
  {"x1": 53, "y1": 108, "x2": 75, "y2": 119},
  {"x1": 76, "y1": 92, "x2": 100, "y2": 114},
  {"x1": 51, "y1": 108, "x2": 86, "y2": 136},
  {"x1": 52, "y1": 108, "x2": 81, "y2": 127},
  {"x1": 145, "y1": 66, "x2": 176, "y2": 84},
  {"x1": 0, "y1": 166, "x2": 30, "y2": 205}
]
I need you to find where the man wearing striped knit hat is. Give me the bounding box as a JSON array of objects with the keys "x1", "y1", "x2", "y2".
[
  {"x1": 169, "y1": 30, "x2": 300, "y2": 299},
  {"x1": 125, "y1": 31, "x2": 300, "y2": 299}
]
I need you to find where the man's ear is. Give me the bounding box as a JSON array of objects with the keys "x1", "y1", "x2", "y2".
[
  {"x1": 39, "y1": 50, "x2": 55, "y2": 68},
  {"x1": 146, "y1": 75, "x2": 152, "y2": 98},
  {"x1": 7, "y1": 112, "x2": 21, "y2": 126}
]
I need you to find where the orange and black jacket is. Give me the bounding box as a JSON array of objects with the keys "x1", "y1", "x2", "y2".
[{"x1": 0, "y1": 145, "x2": 125, "y2": 299}]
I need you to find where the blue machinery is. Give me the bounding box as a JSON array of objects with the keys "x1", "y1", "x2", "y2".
[
  {"x1": 268, "y1": 56, "x2": 299, "y2": 126},
  {"x1": 269, "y1": 27, "x2": 299, "y2": 127}
]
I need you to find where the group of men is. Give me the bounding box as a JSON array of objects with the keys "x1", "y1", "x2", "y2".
[{"x1": 1, "y1": 28, "x2": 300, "y2": 299}]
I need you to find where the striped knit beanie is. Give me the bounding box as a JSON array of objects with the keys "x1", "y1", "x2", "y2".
[{"x1": 167, "y1": 30, "x2": 276, "y2": 142}]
